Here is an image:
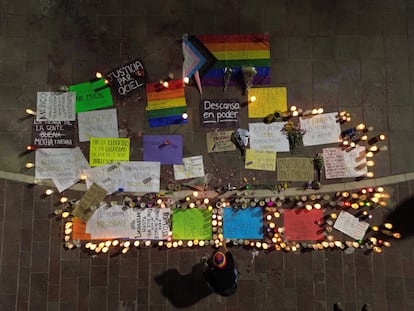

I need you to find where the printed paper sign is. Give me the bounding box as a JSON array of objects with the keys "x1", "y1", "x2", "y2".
[
  {"x1": 36, "y1": 92, "x2": 76, "y2": 121},
  {"x1": 72, "y1": 183, "x2": 107, "y2": 223},
  {"x1": 247, "y1": 87, "x2": 287, "y2": 118},
  {"x1": 300, "y1": 112, "x2": 341, "y2": 146},
  {"x1": 223, "y1": 207, "x2": 263, "y2": 239},
  {"x1": 200, "y1": 98, "x2": 240, "y2": 128},
  {"x1": 35, "y1": 147, "x2": 90, "y2": 192},
  {"x1": 77, "y1": 108, "x2": 119, "y2": 142},
  {"x1": 106, "y1": 59, "x2": 146, "y2": 96},
  {"x1": 245, "y1": 149, "x2": 276, "y2": 171},
  {"x1": 334, "y1": 211, "x2": 370, "y2": 240},
  {"x1": 206, "y1": 130, "x2": 236, "y2": 153},
  {"x1": 89, "y1": 138, "x2": 130, "y2": 167},
  {"x1": 249, "y1": 122, "x2": 289, "y2": 152},
  {"x1": 277, "y1": 157, "x2": 314, "y2": 181},
  {"x1": 172, "y1": 208, "x2": 212, "y2": 240},
  {"x1": 32, "y1": 120, "x2": 74, "y2": 148},
  {"x1": 143, "y1": 135, "x2": 183, "y2": 165},
  {"x1": 173, "y1": 156, "x2": 205, "y2": 180},
  {"x1": 69, "y1": 79, "x2": 113, "y2": 112},
  {"x1": 323, "y1": 146, "x2": 367, "y2": 179}
]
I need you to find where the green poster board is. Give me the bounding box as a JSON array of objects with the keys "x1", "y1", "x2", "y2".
[
  {"x1": 172, "y1": 208, "x2": 212, "y2": 240},
  {"x1": 69, "y1": 79, "x2": 113, "y2": 112},
  {"x1": 89, "y1": 137, "x2": 130, "y2": 167}
]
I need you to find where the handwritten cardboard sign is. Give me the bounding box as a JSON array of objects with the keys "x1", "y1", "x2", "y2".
[
  {"x1": 69, "y1": 79, "x2": 113, "y2": 113},
  {"x1": 247, "y1": 87, "x2": 287, "y2": 118},
  {"x1": 200, "y1": 98, "x2": 240, "y2": 128},
  {"x1": 249, "y1": 122, "x2": 289, "y2": 152},
  {"x1": 223, "y1": 207, "x2": 263, "y2": 239},
  {"x1": 132, "y1": 208, "x2": 170, "y2": 240},
  {"x1": 72, "y1": 183, "x2": 107, "y2": 223},
  {"x1": 77, "y1": 108, "x2": 119, "y2": 142},
  {"x1": 172, "y1": 208, "x2": 212, "y2": 240},
  {"x1": 322, "y1": 146, "x2": 367, "y2": 179},
  {"x1": 277, "y1": 157, "x2": 314, "y2": 181},
  {"x1": 36, "y1": 92, "x2": 76, "y2": 121},
  {"x1": 106, "y1": 59, "x2": 146, "y2": 96},
  {"x1": 334, "y1": 210, "x2": 369, "y2": 240},
  {"x1": 300, "y1": 112, "x2": 341, "y2": 146},
  {"x1": 89, "y1": 138, "x2": 130, "y2": 167},
  {"x1": 32, "y1": 120, "x2": 74, "y2": 148},
  {"x1": 245, "y1": 149, "x2": 276, "y2": 171},
  {"x1": 206, "y1": 130, "x2": 236, "y2": 153},
  {"x1": 173, "y1": 156, "x2": 205, "y2": 180}
]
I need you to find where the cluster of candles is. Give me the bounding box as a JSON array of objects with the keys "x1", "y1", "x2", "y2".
[{"x1": 49, "y1": 185, "x2": 399, "y2": 255}]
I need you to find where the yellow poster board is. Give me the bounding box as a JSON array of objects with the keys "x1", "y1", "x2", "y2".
[
  {"x1": 245, "y1": 149, "x2": 276, "y2": 171},
  {"x1": 89, "y1": 138, "x2": 130, "y2": 166},
  {"x1": 248, "y1": 87, "x2": 287, "y2": 118}
]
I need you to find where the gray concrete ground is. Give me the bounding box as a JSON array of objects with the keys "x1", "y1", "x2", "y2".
[{"x1": 1, "y1": 1, "x2": 414, "y2": 310}]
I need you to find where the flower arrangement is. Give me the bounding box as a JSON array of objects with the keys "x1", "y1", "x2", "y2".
[
  {"x1": 281, "y1": 120, "x2": 306, "y2": 152},
  {"x1": 241, "y1": 66, "x2": 257, "y2": 94}
]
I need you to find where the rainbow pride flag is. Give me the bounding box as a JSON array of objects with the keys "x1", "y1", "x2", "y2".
[
  {"x1": 194, "y1": 33, "x2": 271, "y2": 87},
  {"x1": 146, "y1": 80, "x2": 188, "y2": 128}
]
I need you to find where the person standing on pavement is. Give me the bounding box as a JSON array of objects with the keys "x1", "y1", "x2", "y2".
[{"x1": 201, "y1": 243, "x2": 238, "y2": 296}]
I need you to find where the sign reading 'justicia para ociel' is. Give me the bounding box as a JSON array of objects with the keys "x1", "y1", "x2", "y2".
[
  {"x1": 106, "y1": 59, "x2": 146, "y2": 96},
  {"x1": 200, "y1": 98, "x2": 240, "y2": 128}
]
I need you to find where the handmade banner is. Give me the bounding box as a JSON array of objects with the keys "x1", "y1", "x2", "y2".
[
  {"x1": 284, "y1": 209, "x2": 324, "y2": 241},
  {"x1": 245, "y1": 149, "x2": 276, "y2": 171},
  {"x1": 69, "y1": 78, "x2": 113, "y2": 113},
  {"x1": 82, "y1": 162, "x2": 123, "y2": 194},
  {"x1": 35, "y1": 147, "x2": 90, "y2": 192},
  {"x1": 173, "y1": 155, "x2": 205, "y2": 180},
  {"x1": 146, "y1": 80, "x2": 187, "y2": 127},
  {"x1": 85, "y1": 204, "x2": 133, "y2": 239},
  {"x1": 193, "y1": 34, "x2": 271, "y2": 87},
  {"x1": 32, "y1": 120, "x2": 74, "y2": 148},
  {"x1": 36, "y1": 92, "x2": 76, "y2": 121},
  {"x1": 71, "y1": 183, "x2": 107, "y2": 223},
  {"x1": 89, "y1": 138, "x2": 130, "y2": 167},
  {"x1": 223, "y1": 207, "x2": 263, "y2": 239},
  {"x1": 172, "y1": 208, "x2": 212, "y2": 240},
  {"x1": 300, "y1": 112, "x2": 341, "y2": 146},
  {"x1": 143, "y1": 135, "x2": 183, "y2": 165},
  {"x1": 322, "y1": 146, "x2": 367, "y2": 179},
  {"x1": 106, "y1": 58, "x2": 146, "y2": 96},
  {"x1": 77, "y1": 108, "x2": 119, "y2": 142},
  {"x1": 249, "y1": 122, "x2": 289, "y2": 152},
  {"x1": 206, "y1": 130, "x2": 236, "y2": 153},
  {"x1": 247, "y1": 87, "x2": 287, "y2": 118},
  {"x1": 276, "y1": 157, "x2": 314, "y2": 181},
  {"x1": 333, "y1": 210, "x2": 370, "y2": 240},
  {"x1": 200, "y1": 98, "x2": 240, "y2": 128}
]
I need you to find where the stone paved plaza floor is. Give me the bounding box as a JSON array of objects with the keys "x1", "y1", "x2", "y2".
[{"x1": 1, "y1": 1, "x2": 414, "y2": 310}]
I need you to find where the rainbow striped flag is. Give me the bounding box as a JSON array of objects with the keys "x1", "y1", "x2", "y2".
[
  {"x1": 194, "y1": 33, "x2": 271, "y2": 87},
  {"x1": 146, "y1": 80, "x2": 188, "y2": 128}
]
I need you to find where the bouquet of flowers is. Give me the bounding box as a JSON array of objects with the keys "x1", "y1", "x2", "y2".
[
  {"x1": 241, "y1": 66, "x2": 257, "y2": 94},
  {"x1": 281, "y1": 120, "x2": 306, "y2": 152},
  {"x1": 223, "y1": 67, "x2": 232, "y2": 92}
]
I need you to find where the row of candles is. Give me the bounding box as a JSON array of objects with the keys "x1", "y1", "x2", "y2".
[{"x1": 52, "y1": 185, "x2": 399, "y2": 255}]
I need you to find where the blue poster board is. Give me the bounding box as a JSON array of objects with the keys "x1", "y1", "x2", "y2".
[{"x1": 223, "y1": 207, "x2": 263, "y2": 239}]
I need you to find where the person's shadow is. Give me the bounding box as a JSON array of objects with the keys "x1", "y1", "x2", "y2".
[{"x1": 154, "y1": 263, "x2": 213, "y2": 308}]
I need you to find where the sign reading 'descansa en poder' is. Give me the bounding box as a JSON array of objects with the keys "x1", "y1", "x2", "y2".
[{"x1": 200, "y1": 98, "x2": 240, "y2": 128}]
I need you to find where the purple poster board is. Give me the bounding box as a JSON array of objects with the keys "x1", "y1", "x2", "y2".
[{"x1": 143, "y1": 135, "x2": 183, "y2": 165}]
